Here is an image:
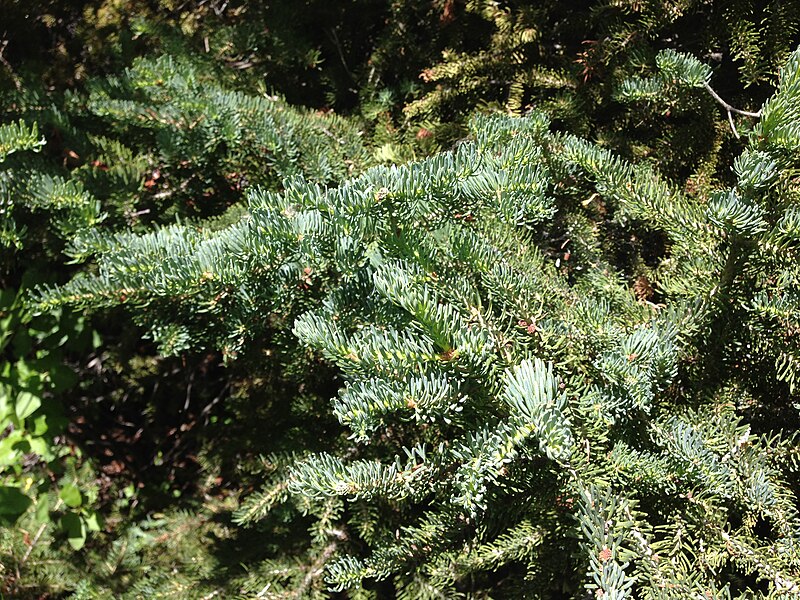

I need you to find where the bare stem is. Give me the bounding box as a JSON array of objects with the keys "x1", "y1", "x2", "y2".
[
  {"x1": 0, "y1": 40, "x2": 22, "y2": 91},
  {"x1": 702, "y1": 81, "x2": 762, "y2": 138},
  {"x1": 726, "y1": 109, "x2": 740, "y2": 139},
  {"x1": 702, "y1": 82, "x2": 762, "y2": 118}
]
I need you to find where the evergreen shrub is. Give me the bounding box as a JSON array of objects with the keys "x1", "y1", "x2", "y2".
[
  {"x1": 0, "y1": 31, "x2": 370, "y2": 593},
  {"x1": 37, "y1": 47, "x2": 800, "y2": 597}
]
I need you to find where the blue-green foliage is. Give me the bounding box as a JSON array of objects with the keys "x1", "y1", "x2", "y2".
[
  {"x1": 0, "y1": 120, "x2": 100, "y2": 250},
  {"x1": 85, "y1": 55, "x2": 370, "y2": 192},
  {"x1": 34, "y1": 47, "x2": 800, "y2": 597},
  {"x1": 0, "y1": 47, "x2": 378, "y2": 590}
]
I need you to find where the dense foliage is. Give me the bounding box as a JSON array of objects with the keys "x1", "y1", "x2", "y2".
[{"x1": 1, "y1": 1, "x2": 800, "y2": 598}]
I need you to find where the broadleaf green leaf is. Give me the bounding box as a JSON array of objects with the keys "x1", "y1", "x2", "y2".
[
  {"x1": 0, "y1": 486, "x2": 32, "y2": 522},
  {"x1": 15, "y1": 391, "x2": 41, "y2": 421},
  {"x1": 34, "y1": 494, "x2": 50, "y2": 524},
  {"x1": 59, "y1": 482, "x2": 82, "y2": 508},
  {"x1": 61, "y1": 512, "x2": 86, "y2": 550}
]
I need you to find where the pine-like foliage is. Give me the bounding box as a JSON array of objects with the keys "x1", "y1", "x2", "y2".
[
  {"x1": 1, "y1": 51, "x2": 371, "y2": 234},
  {"x1": 1, "y1": 14, "x2": 380, "y2": 595},
  {"x1": 399, "y1": 0, "x2": 800, "y2": 185},
  {"x1": 36, "y1": 47, "x2": 800, "y2": 597},
  {"x1": 0, "y1": 119, "x2": 100, "y2": 252},
  {"x1": 82, "y1": 54, "x2": 369, "y2": 198},
  {"x1": 405, "y1": 0, "x2": 800, "y2": 119}
]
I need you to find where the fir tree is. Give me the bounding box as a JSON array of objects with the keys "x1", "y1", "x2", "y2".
[
  {"x1": 0, "y1": 33, "x2": 371, "y2": 598},
  {"x1": 37, "y1": 47, "x2": 800, "y2": 597}
]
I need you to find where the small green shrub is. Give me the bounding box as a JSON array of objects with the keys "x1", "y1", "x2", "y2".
[{"x1": 41, "y1": 48, "x2": 800, "y2": 597}]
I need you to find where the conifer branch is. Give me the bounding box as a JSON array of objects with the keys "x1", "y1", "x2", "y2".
[
  {"x1": 702, "y1": 81, "x2": 763, "y2": 118},
  {"x1": 23, "y1": 45, "x2": 800, "y2": 596},
  {"x1": 702, "y1": 81, "x2": 762, "y2": 138}
]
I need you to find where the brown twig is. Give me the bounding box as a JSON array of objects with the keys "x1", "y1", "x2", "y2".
[
  {"x1": 702, "y1": 82, "x2": 762, "y2": 139},
  {"x1": 0, "y1": 39, "x2": 22, "y2": 91}
]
